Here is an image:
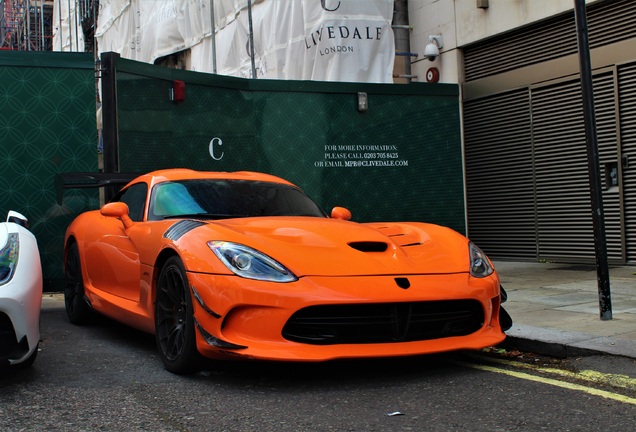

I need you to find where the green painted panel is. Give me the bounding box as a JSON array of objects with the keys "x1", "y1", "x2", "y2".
[
  {"x1": 117, "y1": 66, "x2": 465, "y2": 233},
  {"x1": 0, "y1": 52, "x2": 98, "y2": 290}
]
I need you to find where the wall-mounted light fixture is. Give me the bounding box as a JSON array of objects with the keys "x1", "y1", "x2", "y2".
[
  {"x1": 423, "y1": 35, "x2": 443, "y2": 61},
  {"x1": 357, "y1": 92, "x2": 368, "y2": 112}
]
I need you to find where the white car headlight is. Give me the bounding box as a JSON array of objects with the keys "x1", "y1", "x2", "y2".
[
  {"x1": 469, "y1": 242, "x2": 494, "y2": 278},
  {"x1": 208, "y1": 241, "x2": 297, "y2": 282},
  {"x1": 0, "y1": 233, "x2": 19, "y2": 285}
]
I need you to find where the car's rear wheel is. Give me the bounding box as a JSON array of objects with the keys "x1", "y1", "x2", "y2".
[
  {"x1": 64, "y1": 242, "x2": 92, "y2": 324},
  {"x1": 155, "y1": 256, "x2": 202, "y2": 374}
]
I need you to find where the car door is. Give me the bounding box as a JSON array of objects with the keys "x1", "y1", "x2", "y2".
[{"x1": 83, "y1": 183, "x2": 148, "y2": 302}]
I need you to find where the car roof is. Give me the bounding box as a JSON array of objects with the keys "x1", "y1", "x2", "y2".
[{"x1": 127, "y1": 169, "x2": 297, "y2": 189}]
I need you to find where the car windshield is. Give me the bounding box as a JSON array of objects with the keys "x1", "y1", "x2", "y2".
[{"x1": 148, "y1": 179, "x2": 326, "y2": 221}]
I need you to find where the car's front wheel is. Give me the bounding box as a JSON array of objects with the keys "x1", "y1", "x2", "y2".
[
  {"x1": 155, "y1": 256, "x2": 202, "y2": 374},
  {"x1": 64, "y1": 242, "x2": 92, "y2": 324}
]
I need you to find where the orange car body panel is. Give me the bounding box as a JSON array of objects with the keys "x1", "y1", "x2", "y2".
[
  {"x1": 188, "y1": 272, "x2": 504, "y2": 361},
  {"x1": 64, "y1": 169, "x2": 507, "y2": 361}
]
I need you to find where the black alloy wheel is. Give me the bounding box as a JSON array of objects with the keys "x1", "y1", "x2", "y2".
[
  {"x1": 64, "y1": 242, "x2": 92, "y2": 324},
  {"x1": 155, "y1": 256, "x2": 202, "y2": 374}
]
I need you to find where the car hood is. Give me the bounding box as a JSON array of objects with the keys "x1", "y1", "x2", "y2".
[{"x1": 202, "y1": 217, "x2": 470, "y2": 277}]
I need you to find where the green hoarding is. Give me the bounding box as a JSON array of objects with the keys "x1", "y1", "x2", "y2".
[
  {"x1": 0, "y1": 51, "x2": 98, "y2": 291},
  {"x1": 0, "y1": 51, "x2": 465, "y2": 291},
  {"x1": 114, "y1": 57, "x2": 465, "y2": 232}
]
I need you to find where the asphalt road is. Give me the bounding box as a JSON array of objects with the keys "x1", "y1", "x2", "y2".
[{"x1": 1, "y1": 295, "x2": 635, "y2": 431}]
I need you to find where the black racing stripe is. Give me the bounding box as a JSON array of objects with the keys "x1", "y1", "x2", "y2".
[{"x1": 163, "y1": 220, "x2": 206, "y2": 241}]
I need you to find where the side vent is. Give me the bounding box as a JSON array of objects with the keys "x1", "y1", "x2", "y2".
[
  {"x1": 395, "y1": 277, "x2": 410, "y2": 289},
  {"x1": 348, "y1": 241, "x2": 388, "y2": 252}
]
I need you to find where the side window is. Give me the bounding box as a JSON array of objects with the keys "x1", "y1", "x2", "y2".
[{"x1": 112, "y1": 183, "x2": 148, "y2": 222}]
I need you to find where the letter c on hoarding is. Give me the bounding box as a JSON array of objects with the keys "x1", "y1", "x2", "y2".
[
  {"x1": 321, "y1": 0, "x2": 341, "y2": 12},
  {"x1": 209, "y1": 137, "x2": 224, "y2": 160}
]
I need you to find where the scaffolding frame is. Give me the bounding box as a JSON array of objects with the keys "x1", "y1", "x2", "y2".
[
  {"x1": 0, "y1": 0, "x2": 98, "y2": 51},
  {"x1": 1, "y1": 0, "x2": 54, "y2": 51}
]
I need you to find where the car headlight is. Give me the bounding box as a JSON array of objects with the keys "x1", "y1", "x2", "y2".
[
  {"x1": 0, "y1": 233, "x2": 19, "y2": 285},
  {"x1": 208, "y1": 241, "x2": 297, "y2": 282},
  {"x1": 469, "y1": 242, "x2": 494, "y2": 278}
]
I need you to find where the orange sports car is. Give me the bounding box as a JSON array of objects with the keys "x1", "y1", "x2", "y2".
[{"x1": 63, "y1": 169, "x2": 511, "y2": 374}]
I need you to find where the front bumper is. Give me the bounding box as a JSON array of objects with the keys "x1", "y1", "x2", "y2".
[
  {"x1": 188, "y1": 272, "x2": 506, "y2": 361},
  {"x1": 0, "y1": 280, "x2": 42, "y2": 365}
]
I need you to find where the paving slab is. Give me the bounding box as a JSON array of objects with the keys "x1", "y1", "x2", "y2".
[{"x1": 495, "y1": 261, "x2": 636, "y2": 360}]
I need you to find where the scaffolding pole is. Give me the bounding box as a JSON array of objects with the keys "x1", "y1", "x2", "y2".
[{"x1": 1, "y1": 0, "x2": 54, "y2": 51}]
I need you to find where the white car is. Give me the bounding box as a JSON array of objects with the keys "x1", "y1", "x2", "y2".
[{"x1": 0, "y1": 211, "x2": 42, "y2": 368}]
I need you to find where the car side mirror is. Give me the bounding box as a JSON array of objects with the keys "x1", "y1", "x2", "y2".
[
  {"x1": 331, "y1": 206, "x2": 352, "y2": 221},
  {"x1": 6, "y1": 210, "x2": 29, "y2": 229},
  {"x1": 101, "y1": 202, "x2": 134, "y2": 229}
]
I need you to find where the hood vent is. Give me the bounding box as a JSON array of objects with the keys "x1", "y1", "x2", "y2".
[{"x1": 348, "y1": 241, "x2": 388, "y2": 252}]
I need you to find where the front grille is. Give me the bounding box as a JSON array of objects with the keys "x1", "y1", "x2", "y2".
[{"x1": 282, "y1": 300, "x2": 484, "y2": 345}]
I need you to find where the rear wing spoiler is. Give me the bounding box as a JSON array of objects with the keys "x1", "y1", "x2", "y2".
[{"x1": 55, "y1": 172, "x2": 139, "y2": 205}]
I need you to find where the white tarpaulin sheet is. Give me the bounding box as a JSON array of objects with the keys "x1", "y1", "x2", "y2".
[
  {"x1": 52, "y1": 0, "x2": 86, "y2": 52},
  {"x1": 90, "y1": 0, "x2": 395, "y2": 83}
]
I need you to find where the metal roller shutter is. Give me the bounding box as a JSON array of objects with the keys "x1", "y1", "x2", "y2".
[
  {"x1": 464, "y1": 72, "x2": 625, "y2": 264},
  {"x1": 618, "y1": 63, "x2": 636, "y2": 263},
  {"x1": 464, "y1": 0, "x2": 636, "y2": 82},
  {"x1": 464, "y1": 88, "x2": 536, "y2": 260},
  {"x1": 532, "y1": 72, "x2": 623, "y2": 263}
]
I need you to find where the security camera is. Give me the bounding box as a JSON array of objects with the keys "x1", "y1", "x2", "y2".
[
  {"x1": 424, "y1": 35, "x2": 443, "y2": 61},
  {"x1": 423, "y1": 42, "x2": 439, "y2": 61}
]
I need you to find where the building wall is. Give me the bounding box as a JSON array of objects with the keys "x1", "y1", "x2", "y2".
[
  {"x1": 420, "y1": 0, "x2": 636, "y2": 264},
  {"x1": 408, "y1": 0, "x2": 602, "y2": 85}
]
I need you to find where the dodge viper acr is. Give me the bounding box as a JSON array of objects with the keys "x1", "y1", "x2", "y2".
[
  {"x1": 63, "y1": 169, "x2": 512, "y2": 374},
  {"x1": 1, "y1": 211, "x2": 43, "y2": 369}
]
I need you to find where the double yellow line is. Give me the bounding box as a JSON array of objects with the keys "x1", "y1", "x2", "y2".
[{"x1": 455, "y1": 355, "x2": 636, "y2": 405}]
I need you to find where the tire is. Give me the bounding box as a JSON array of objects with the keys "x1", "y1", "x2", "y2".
[
  {"x1": 155, "y1": 256, "x2": 202, "y2": 374},
  {"x1": 64, "y1": 242, "x2": 93, "y2": 324}
]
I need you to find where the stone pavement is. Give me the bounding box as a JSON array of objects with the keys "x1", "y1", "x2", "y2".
[{"x1": 495, "y1": 261, "x2": 636, "y2": 360}]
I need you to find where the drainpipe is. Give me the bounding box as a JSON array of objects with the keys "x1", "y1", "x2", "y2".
[
  {"x1": 392, "y1": 0, "x2": 416, "y2": 83},
  {"x1": 58, "y1": 0, "x2": 63, "y2": 51},
  {"x1": 74, "y1": 0, "x2": 78, "y2": 51},
  {"x1": 67, "y1": 0, "x2": 72, "y2": 51},
  {"x1": 247, "y1": 0, "x2": 256, "y2": 79},
  {"x1": 210, "y1": 0, "x2": 217, "y2": 73}
]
